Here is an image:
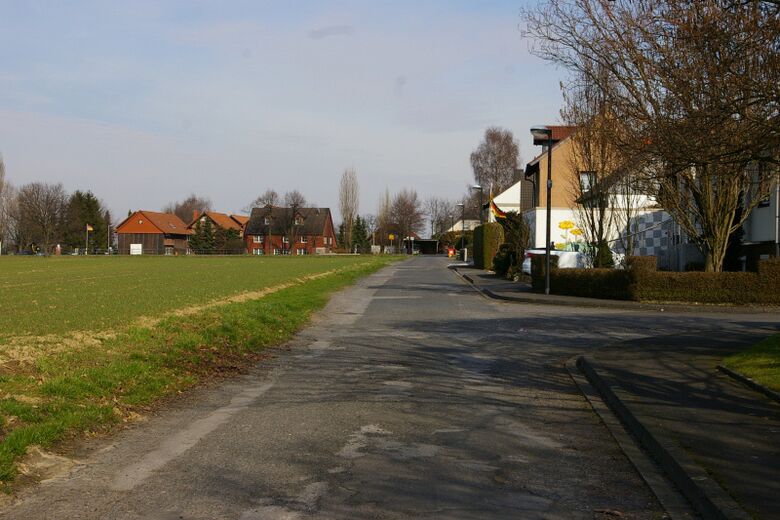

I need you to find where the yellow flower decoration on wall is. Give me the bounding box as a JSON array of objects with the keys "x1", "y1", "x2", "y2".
[{"x1": 558, "y1": 220, "x2": 575, "y2": 230}]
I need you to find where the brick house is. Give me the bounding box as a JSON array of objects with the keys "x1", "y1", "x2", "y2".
[
  {"x1": 244, "y1": 206, "x2": 337, "y2": 255},
  {"x1": 116, "y1": 210, "x2": 191, "y2": 255}
]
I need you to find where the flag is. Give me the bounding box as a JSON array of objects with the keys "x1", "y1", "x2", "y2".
[
  {"x1": 490, "y1": 198, "x2": 507, "y2": 219},
  {"x1": 86, "y1": 224, "x2": 94, "y2": 232}
]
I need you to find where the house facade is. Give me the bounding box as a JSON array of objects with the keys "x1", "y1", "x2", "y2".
[
  {"x1": 116, "y1": 210, "x2": 191, "y2": 255},
  {"x1": 244, "y1": 206, "x2": 337, "y2": 255}
]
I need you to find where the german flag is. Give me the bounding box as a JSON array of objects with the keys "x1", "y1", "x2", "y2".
[
  {"x1": 86, "y1": 224, "x2": 94, "y2": 232},
  {"x1": 490, "y1": 198, "x2": 507, "y2": 219}
]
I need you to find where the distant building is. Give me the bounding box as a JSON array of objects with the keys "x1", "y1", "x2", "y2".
[
  {"x1": 444, "y1": 220, "x2": 481, "y2": 233},
  {"x1": 244, "y1": 206, "x2": 337, "y2": 255},
  {"x1": 116, "y1": 210, "x2": 191, "y2": 255},
  {"x1": 187, "y1": 211, "x2": 249, "y2": 238}
]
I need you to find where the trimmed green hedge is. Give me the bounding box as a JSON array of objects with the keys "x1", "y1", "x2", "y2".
[
  {"x1": 473, "y1": 223, "x2": 504, "y2": 270},
  {"x1": 530, "y1": 255, "x2": 780, "y2": 305}
]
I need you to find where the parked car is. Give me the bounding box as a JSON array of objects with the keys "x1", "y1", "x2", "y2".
[{"x1": 522, "y1": 248, "x2": 587, "y2": 275}]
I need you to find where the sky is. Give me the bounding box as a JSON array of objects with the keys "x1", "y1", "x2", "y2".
[{"x1": 0, "y1": 0, "x2": 564, "y2": 223}]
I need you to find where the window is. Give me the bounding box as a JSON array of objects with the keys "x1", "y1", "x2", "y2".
[
  {"x1": 264, "y1": 217, "x2": 271, "y2": 225},
  {"x1": 295, "y1": 216, "x2": 303, "y2": 226},
  {"x1": 296, "y1": 248, "x2": 306, "y2": 255},
  {"x1": 282, "y1": 236, "x2": 289, "y2": 244},
  {"x1": 252, "y1": 235, "x2": 262, "y2": 243},
  {"x1": 273, "y1": 248, "x2": 280, "y2": 255},
  {"x1": 300, "y1": 236, "x2": 307, "y2": 243},
  {"x1": 579, "y1": 171, "x2": 595, "y2": 192},
  {"x1": 252, "y1": 248, "x2": 264, "y2": 255}
]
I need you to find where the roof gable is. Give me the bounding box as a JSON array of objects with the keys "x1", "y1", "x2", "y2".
[{"x1": 245, "y1": 207, "x2": 332, "y2": 236}]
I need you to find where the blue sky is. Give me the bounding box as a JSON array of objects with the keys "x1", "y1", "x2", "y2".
[{"x1": 0, "y1": 0, "x2": 564, "y2": 221}]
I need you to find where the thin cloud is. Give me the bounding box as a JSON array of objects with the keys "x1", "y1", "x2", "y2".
[{"x1": 308, "y1": 25, "x2": 355, "y2": 40}]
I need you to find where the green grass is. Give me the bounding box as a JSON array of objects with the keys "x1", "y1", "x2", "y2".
[
  {"x1": 0, "y1": 255, "x2": 381, "y2": 337},
  {"x1": 0, "y1": 255, "x2": 400, "y2": 484},
  {"x1": 723, "y1": 333, "x2": 780, "y2": 392}
]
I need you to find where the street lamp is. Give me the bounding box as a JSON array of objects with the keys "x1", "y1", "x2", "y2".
[
  {"x1": 531, "y1": 125, "x2": 553, "y2": 295},
  {"x1": 470, "y1": 184, "x2": 484, "y2": 225}
]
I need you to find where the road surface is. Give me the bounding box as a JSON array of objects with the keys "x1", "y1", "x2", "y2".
[{"x1": 4, "y1": 257, "x2": 778, "y2": 519}]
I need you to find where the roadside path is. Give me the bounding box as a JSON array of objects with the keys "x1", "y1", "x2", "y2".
[{"x1": 3, "y1": 257, "x2": 778, "y2": 519}]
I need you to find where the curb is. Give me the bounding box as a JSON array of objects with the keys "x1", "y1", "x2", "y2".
[
  {"x1": 450, "y1": 266, "x2": 780, "y2": 314},
  {"x1": 564, "y1": 356, "x2": 696, "y2": 519},
  {"x1": 717, "y1": 365, "x2": 780, "y2": 405},
  {"x1": 578, "y1": 356, "x2": 752, "y2": 520}
]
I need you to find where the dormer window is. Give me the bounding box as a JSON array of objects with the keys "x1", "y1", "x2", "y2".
[
  {"x1": 295, "y1": 216, "x2": 303, "y2": 226},
  {"x1": 264, "y1": 217, "x2": 271, "y2": 225}
]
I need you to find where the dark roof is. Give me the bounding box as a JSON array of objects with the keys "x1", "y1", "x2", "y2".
[{"x1": 245, "y1": 206, "x2": 332, "y2": 236}]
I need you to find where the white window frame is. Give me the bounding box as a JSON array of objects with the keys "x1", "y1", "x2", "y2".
[
  {"x1": 252, "y1": 235, "x2": 262, "y2": 243},
  {"x1": 300, "y1": 236, "x2": 308, "y2": 243},
  {"x1": 282, "y1": 236, "x2": 289, "y2": 244}
]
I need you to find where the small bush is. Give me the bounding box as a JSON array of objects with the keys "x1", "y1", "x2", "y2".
[
  {"x1": 492, "y1": 244, "x2": 512, "y2": 277},
  {"x1": 473, "y1": 223, "x2": 504, "y2": 270},
  {"x1": 531, "y1": 254, "x2": 559, "y2": 292}
]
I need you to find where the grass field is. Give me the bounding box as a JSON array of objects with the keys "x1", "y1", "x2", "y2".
[
  {"x1": 0, "y1": 255, "x2": 399, "y2": 486},
  {"x1": 723, "y1": 333, "x2": 780, "y2": 392}
]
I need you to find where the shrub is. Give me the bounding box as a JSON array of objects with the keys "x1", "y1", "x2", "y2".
[
  {"x1": 492, "y1": 244, "x2": 512, "y2": 277},
  {"x1": 532, "y1": 255, "x2": 780, "y2": 304},
  {"x1": 531, "y1": 254, "x2": 559, "y2": 292},
  {"x1": 473, "y1": 223, "x2": 504, "y2": 270}
]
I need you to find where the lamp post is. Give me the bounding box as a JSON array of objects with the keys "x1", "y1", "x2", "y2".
[
  {"x1": 531, "y1": 125, "x2": 553, "y2": 295},
  {"x1": 457, "y1": 203, "x2": 465, "y2": 261},
  {"x1": 471, "y1": 184, "x2": 484, "y2": 225}
]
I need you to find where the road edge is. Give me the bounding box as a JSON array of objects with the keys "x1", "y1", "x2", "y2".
[
  {"x1": 577, "y1": 355, "x2": 752, "y2": 520},
  {"x1": 564, "y1": 356, "x2": 696, "y2": 520},
  {"x1": 716, "y1": 365, "x2": 780, "y2": 405}
]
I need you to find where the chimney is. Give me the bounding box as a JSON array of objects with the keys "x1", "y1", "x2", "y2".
[{"x1": 193, "y1": 210, "x2": 200, "y2": 220}]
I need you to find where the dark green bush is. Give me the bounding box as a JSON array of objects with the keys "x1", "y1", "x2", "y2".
[
  {"x1": 530, "y1": 255, "x2": 780, "y2": 304},
  {"x1": 531, "y1": 254, "x2": 559, "y2": 292},
  {"x1": 473, "y1": 223, "x2": 504, "y2": 270},
  {"x1": 492, "y1": 244, "x2": 512, "y2": 277}
]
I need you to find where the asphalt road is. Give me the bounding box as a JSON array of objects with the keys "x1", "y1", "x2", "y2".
[{"x1": 4, "y1": 257, "x2": 778, "y2": 519}]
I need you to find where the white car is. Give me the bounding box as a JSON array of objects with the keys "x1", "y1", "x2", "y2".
[{"x1": 522, "y1": 248, "x2": 587, "y2": 275}]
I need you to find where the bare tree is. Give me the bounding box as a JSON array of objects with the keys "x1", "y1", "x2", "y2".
[
  {"x1": 377, "y1": 188, "x2": 392, "y2": 247},
  {"x1": 561, "y1": 69, "x2": 620, "y2": 266},
  {"x1": 339, "y1": 168, "x2": 359, "y2": 249},
  {"x1": 425, "y1": 197, "x2": 457, "y2": 238},
  {"x1": 0, "y1": 154, "x2": 6, "y2": 251},
  {"x1": 470, "y1": 127, "x2": 520, "y2": 194},
  {"x1": 282, "y1": 190, "x2": 307, "y2": 252},
  {"x1": 15, "y1": 182, "x2": 67, "y2": 254},
  {"x1": 363, "y1": 214, "x2": 378, "y2": 245},
  {"x1": 523, "y1": 0, "x2": 780, "y2": 271},
  {"x1": 163, "y1": 194, "x2": 212, "y2": 223},
  {"x1": 245, "y1": 189, "x2": 279, "y2": 212},
  {"x1": 391, "y1": 189, "x2": 424, "y2": 251}
]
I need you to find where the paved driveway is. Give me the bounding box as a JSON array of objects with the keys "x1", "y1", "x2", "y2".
[{"x1": 4, "y1": 257, "x2": 778, "y2": 519}]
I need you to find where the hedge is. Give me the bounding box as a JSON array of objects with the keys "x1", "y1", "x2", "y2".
[
  {"x1": 530, "y1": 255, "x2": 780, "y2": 305},
  {"x1": 473, "y1": 222, "x2": 504, "y2": 270}
]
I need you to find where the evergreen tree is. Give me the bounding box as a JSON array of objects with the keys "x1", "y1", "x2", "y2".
[
  {"x1": 201, "y1": 218, "x2": 215, "y2": 253},
  {"x1": 337, "y1": 222, "x2": 346, "y2": 249},
  {"x1": 63, "y1": 190, "x2": 108, "y2": 252},
  {"x1": 352, "y1": 216, "x2": 370, "y2": 253},
  {"x1": 189, "y1": 220, "x2": 204, "y2": 252}
]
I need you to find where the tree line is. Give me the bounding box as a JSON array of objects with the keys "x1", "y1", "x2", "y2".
[{"x1": 0, "y1": 157, "x2": 113, "y2": 254}]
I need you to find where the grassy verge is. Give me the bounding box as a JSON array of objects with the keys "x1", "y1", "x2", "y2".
[
  {"x1": 0, "y1": 256, "x2": 398, "y2": 485},
  {"x1": 723, "y1": 333, "x2": 780, "y2": 392}
]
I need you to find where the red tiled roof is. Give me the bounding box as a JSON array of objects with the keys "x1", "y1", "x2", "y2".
[
  {"x1": 532, "y1": 125, "x2": 576, "y2": 146},
  {"x1": 143, "y1": 211, "x2": 192, "y2": 235},
  {"x1": 230, "y1": 214, "x2": 249, "y2": 227}
]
